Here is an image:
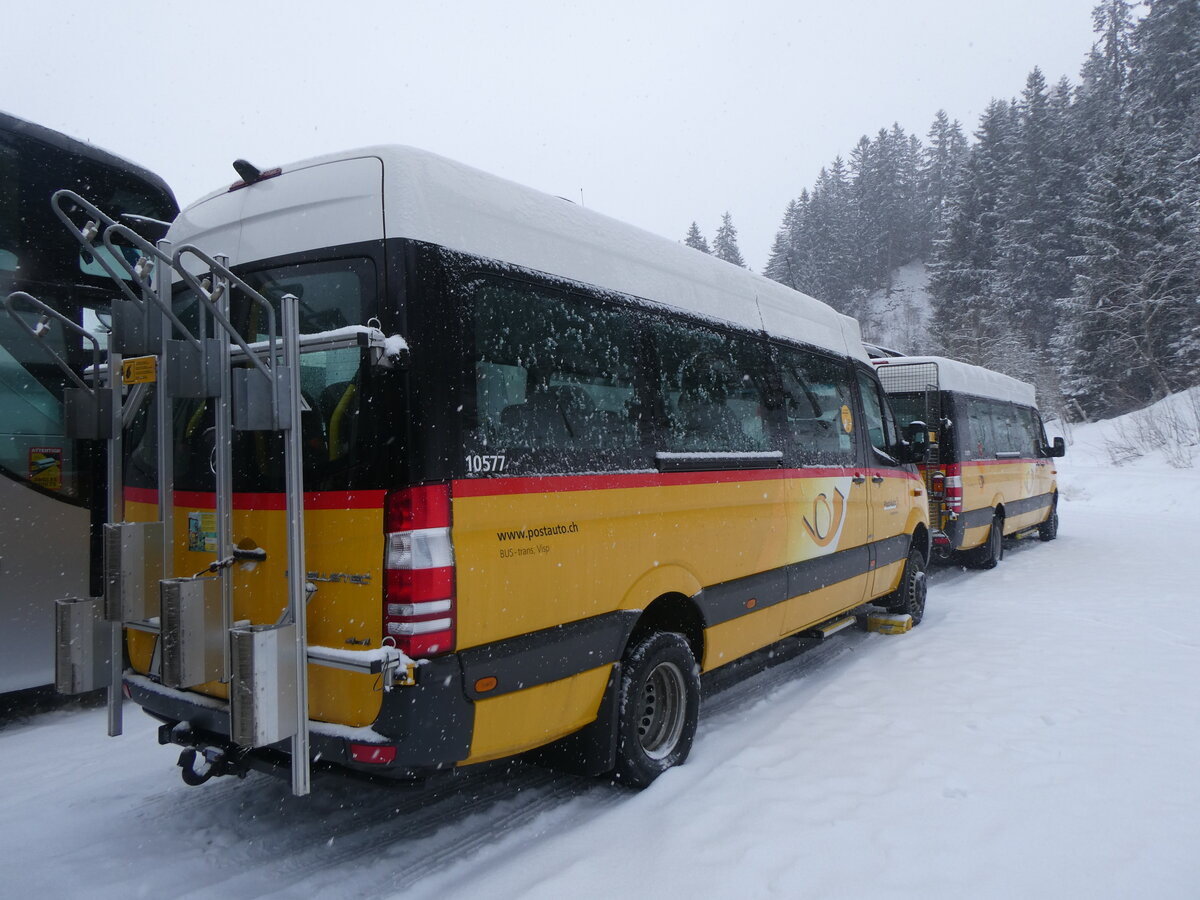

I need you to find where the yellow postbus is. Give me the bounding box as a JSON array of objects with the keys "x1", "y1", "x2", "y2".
[
  {"x1": 873, "y1": 355, "x2": 1064, "y2": 569},
  {"x1": 115, "y1": 146, "x2": 930, "y2": 789}
]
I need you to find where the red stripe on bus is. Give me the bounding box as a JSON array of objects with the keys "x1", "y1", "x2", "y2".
[
  {"x1": 125, "y1": 468, "x2": 921, "y2": 508},
  {"x1": 451, "y1": 466, "x2": 920, "y2": 498},
  {"x1": 124, "y1": 486, "x2": 160, "y2": 506},
  {"x1": 957, "y1": 458, "x2": 1042, "y2": 468}
]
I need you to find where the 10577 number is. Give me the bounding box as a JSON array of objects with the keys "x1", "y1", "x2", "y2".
[{"x1": 465, "y1": 454, "x2": 507, "y2": 475}]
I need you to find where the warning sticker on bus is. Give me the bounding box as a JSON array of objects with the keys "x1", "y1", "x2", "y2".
[
  {"x1": 187, "y1": 511, "x2": 217, "y2": 553},
  {"x1": 121, "y1": 355, "x2": 158, "y2": 385},
  {"x1": 28, "y1": 447, "x2": 63, "y2": 490}
]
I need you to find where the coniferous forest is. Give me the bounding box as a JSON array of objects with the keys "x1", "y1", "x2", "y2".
[{"x1": 686, "y1": 1, "x2": 1200, "y2": 420}]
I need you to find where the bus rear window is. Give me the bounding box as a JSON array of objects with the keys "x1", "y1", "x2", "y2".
[{"x1": 126, "y1": 257, "x2": 380, "y2": 493}]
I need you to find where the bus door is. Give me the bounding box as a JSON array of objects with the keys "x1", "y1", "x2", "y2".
[
  {"x1": 855, "y1": 369, "x2": 911, "y2": 598},
  {"x1": 775, "y1": 348, "x2": 868, "y2": 633},
  {"x1": 0, "y1": 297, "x2": 96, "y2": 692}
]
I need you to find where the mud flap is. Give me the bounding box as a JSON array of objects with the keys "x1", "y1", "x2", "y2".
[{"x1": 526, "y1": 662, "x2": 621, "y2": 777}]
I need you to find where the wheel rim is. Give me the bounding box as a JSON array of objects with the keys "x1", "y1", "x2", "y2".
[
  {"x1": 637, "y1": 660, "x2": 687, "y2": 760},
  {"x1": 910, "y1": 570, "x2": 926, "y2": 619},
  {"x1": 992, "y1": 520, "x2": 1002, "y2": 560}
]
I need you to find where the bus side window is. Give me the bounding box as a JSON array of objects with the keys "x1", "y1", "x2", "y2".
[
  {"x1": 1018, "y1": 407, "x2": 1041, "y2": 457},
  {"x1": 470, "y1": 277, "x2": 640, "y2": 457},
  {"x1": 774, "y1": 345, "x2": 855, "y2": 464},
  {"x1": 966, "y1": 397, "x2": 995, "y2": 460},
  {"x1": 991, "y1": 401, "x2": 1017, "y2": 454},
  {"x1": 649, "y1": 320, "x2": 771, "y2": 453},
  {"x1": 855, "y1": 370, "x2": 899, "y2": 463}
]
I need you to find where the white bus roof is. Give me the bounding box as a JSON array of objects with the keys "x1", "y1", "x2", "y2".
[
  {"x1": 173, "y1": 146, "x2": 867, "y2": 363},
  {"x1": 873, "y1": 355, "x2": 1038, "y2": 408}
]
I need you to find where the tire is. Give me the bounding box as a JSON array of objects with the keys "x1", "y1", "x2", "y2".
[
  {"x1": 882, "y1": 546, "x2": 927, "y2": 625},
  {"x1": 611, "y1": 631, "x2": 700, "y2": 788},
  {"x1": 1038, "y1": 503, "x2": 1059, "y2": 542},
  {"x1": 970, "y1": 514, "x2": 1004, "y2": 569}
]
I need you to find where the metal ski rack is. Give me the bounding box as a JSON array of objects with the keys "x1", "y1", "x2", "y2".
[
  {"x1": 9, "y1": 190, "x2": 312, "y2": 796},
  {"x1": 12, "y1": 188, "x2": 407, "y2": 798},
  {"x1": 168, "y1": 244, "x2": 312, "y2": 796},
  {"x1": 46, "y1": 190, "x2": 176, "y2": 738}
]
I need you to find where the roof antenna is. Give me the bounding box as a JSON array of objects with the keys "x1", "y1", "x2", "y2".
[{"x1": 232, "y1": 159, "x2": 262, "y2": 183}]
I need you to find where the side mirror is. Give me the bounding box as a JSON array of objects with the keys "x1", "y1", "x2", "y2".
[
  {"x1": 894, "y1": 421, "x2": 928, "y2": 464},
  {"x1": 905, "y1": 420, "x2": 930, "y2": 450},
  {"x1": 1044, "y1": 436, "x2": 1066, "y2": 458}
]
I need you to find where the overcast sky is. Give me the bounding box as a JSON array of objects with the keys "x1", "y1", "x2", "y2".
[{"x1": 6, "y1": 0, "x2": 1105, "y2": 270}]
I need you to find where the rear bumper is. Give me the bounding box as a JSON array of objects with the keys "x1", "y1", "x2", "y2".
[{"x1": 126, "y1": 652, "x2": 474, "y2": 779}]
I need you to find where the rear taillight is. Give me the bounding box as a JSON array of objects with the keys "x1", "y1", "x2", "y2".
[
  {"x1": 943, "y1": 464, "x2": 963, "y2": 513},
  {"x1": 348, "y1": 743, "x2": 397, "y2": 765},
  {"x1": 384, "y1": 485, "x2": 455, "y2": 657},
  {"x1": 930, "y1": 470, "x2": 945, "y2": 497}
]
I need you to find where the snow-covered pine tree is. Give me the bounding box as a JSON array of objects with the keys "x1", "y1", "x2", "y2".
[
  {"x1": 683, "y1": 221, "x2": 711, "y2": 253},
  {"x1": 712, "y1": 212, "x2": 747, "y2": 268},
  {"x1": 802, "y1": 160, "x2": 860, "y2": 313},
  {"x1": 927, "y1": 99, "x2": 1016, "y2": 364},
  {"x1": 851, "y1": 126, "x2": 922, "y2": 291},
  {"x1": 1063, "y1": 120, "x2": 1193, "y2": 413},
  {"x1": 1061, "y1": 0, "x2": 1200, "y2": 417},
  {"x1": 1073, "y1": 0, "x2": 1134, "y2": 158},
  {"x1": 763, "y1": 196, "x2": 807, "y2": 289},
  {"x1": 1129, "y1": 0, "x2": 1200, "y2": 126},
  {"x1": 921, "y1": 111, "x2": 969, "y2": 258},
  {"x1": 994, "y1": 68, "x2": 1081, "y2": 361},
  {"x1": 1055, "y1": 0, "x2": 1138, "y2": 411}
]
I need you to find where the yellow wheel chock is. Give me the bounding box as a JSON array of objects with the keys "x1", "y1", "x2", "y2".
[{"x1": 866, "y1": 613, "x2": 913, "y2": 634}]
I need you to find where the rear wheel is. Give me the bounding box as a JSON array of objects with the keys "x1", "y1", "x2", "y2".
[
  {"x1": 612, "y1": 631, "x2": 700, "y2": 788},
  {"x1": 882, "y1": 546, "x2": 927, "y2": 625},
  {"x1": 970, "y1": 514, "x2": 1004, "y2": 569},
  {"x1": 1038, "y1": 503, "x2": 1059, "y2": 542}
]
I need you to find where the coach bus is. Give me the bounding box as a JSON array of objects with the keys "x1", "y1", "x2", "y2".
[
  {"x1": 0, "y1": 112, "x2": 177, "y2": 693},
  {"x1": 873, "y1": 355, "x2": 1064, "y2": 569},
  {"x1": 119, "y1": 145, "x2": 930, "y2": 787}
]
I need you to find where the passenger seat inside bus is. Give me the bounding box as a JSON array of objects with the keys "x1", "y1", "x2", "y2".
[
  {"x1": 500, "y1": 384, "x2": 597, "y2": 446},
  {"x1": 318, "y1": 381, "x2": 358, "y2": 461}
]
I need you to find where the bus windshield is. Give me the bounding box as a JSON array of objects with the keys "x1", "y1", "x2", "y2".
[
  {"x1": 1, "y1": 116, "x2": 177, "y2": 501},
  {"x1": 888, "y1": 392, "x2": 928, "y2": 432}
]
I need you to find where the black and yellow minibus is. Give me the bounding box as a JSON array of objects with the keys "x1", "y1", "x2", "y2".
[
  {"x1": 874, "y1": 355, "x2": 1064, "y2": 569},
  {"x1": 121, "y1": 146, "x2": 930, "y2": 787}
]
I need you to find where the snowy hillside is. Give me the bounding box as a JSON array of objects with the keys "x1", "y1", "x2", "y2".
[
  {"x1": 1, "y1": 397, "x2": 1198, "y2": 899},
  {"x1": 858, "y1": 260, "x2": 933, "y2": 354}
]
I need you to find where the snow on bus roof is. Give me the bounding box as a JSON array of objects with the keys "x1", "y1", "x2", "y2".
[
  {"x1": 180, "y1": 145, "x2": 866, "y2": 362},
  {"x1": 873, "y1": 355, "x2": 1038, "y2": 408}
]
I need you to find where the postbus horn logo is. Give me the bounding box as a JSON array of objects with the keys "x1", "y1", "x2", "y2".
[{"x1": 803, "y1": 487, "x2": 847, "y2": 548}]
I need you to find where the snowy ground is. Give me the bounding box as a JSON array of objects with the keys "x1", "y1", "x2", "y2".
[{"x1": 1, "y1": 402, "x2": 1198, "y2": 899}]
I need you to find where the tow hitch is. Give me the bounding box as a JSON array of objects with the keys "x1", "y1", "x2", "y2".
[
  {"x1": 176, "y1": 745, "x2": 250, "y2": 786},
  {"x1": 163, "y1": 722, "x2": 249, "y2": 786}
]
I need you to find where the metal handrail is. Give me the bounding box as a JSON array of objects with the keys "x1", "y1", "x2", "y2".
[
  {"x1": 50, "y1": 190, "x2": 147, "y2": 311},
  {"x1": 172, "y1": 245, "x2": 283, "y2": 426},
  {"x1": 102, "y1": 223, "x2": 202, "y2": 349},
  {"x1": 3, "y1": 291, "x2": 104, "y2": 393}
]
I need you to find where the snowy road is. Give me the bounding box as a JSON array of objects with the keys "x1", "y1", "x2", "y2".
[{"x1": 2, "y1": 418, "x2": 1198, "y2": 899}]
